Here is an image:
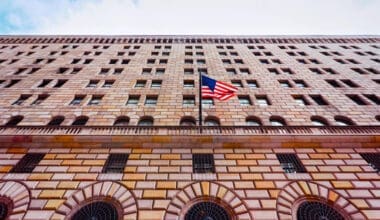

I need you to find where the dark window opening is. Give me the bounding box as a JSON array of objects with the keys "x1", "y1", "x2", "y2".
[
  {"x1": 11, "y1": 153, "x2": 45, "y2": 173},
  {"x1": 310, "y1": 95, "x2": 328, "y2": 105},
  {"x1": 185, "y1": 202, "x2": 230, "y2": 220},
  {"x1": 276, "y1": 153, "x2": 307, "y2": 173},
  {"x1": 102, "y1": 153, "x2": 129, "y2": 173},
  {"x1": 360, "y1": 153, "x2": 380, "y2": 172},
  {"x1": 5, "y1": 115, "x2": 24, "y2": 126},
  {"x1": 71, "y1": 202, "x2": 118, "y2": 220},
  {"x1": 47, "y1": 116, "x2": 65, "y2": 126},
  {"x1": 193, "y1": 154, "x2": 215, "y2": 173},
  {"x1": 363, "y1": 94, "x2": 380, "y2": 105},
  {"x1": 297, "y1": 201, "x2": 345, "y2": 220},
  {"x1": 72, "y1": 116, "x2": 89, "y2": 126},
  {"x1": 346, "y1": 94, "x2": 368, "y2": 105}
]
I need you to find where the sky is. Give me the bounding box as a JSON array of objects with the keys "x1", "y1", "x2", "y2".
[{"x1": 0, "y1": 0, "x2": 379, "y2": 35}]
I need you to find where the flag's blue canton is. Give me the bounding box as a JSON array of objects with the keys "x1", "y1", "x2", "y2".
[{"x1": 202, "y1": 75, "x2": 216, "y2": 91}]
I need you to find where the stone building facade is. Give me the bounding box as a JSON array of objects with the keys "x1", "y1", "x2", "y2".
[{"x1": 0, "y1": 35, "x2": 379, "y2": 219}]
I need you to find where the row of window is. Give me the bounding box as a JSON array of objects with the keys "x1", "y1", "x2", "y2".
[
  {"x1": 4, "y1": 114, "x2": 380, "y2": 127},
  {"x1": 4, "y1": 64, "x2": 378, "y2": 78},
  {"x1": 9, "y1": 92, "x2": 379, "y2": 107},
  {"x1": 8, "y1": 152, "x2": 380, "y2": 174}
]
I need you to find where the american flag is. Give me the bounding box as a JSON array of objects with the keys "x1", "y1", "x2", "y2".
[{"x1": 201, "y1": 75, "x2": 238, "y2": 101}]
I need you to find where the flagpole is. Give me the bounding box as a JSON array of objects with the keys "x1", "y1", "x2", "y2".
[{"x1": 199, "y1": 71, "x2": 203, "y2": 134}]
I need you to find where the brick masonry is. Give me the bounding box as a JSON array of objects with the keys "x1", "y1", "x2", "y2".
[{"x1": 0, "y1": 36, "x2": 379, "y2": 219}]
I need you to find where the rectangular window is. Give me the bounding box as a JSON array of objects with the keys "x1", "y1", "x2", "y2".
[
  {"x1": 147, "y1": 59, "x2": 155, "y2": 64},
  {"x1": 31, "y1": 94, "x2": 49, "y2": 105},
  {"x1": 184, "y1": 80, "x2": 195, "y2": 88},
  {"x1": 276, "y1": 153, "x2": 307, "y2": 173},
  {"x1": 268, "y1": 68, "x2": 280, "y2": 75},
  {"x1": 192, "y1": 154, "x2": 215, "y2": 173},
  {"x1": 185, "y1": 59, "x2": 193, "y2": 64},
  {"x1": 226, "y1": 68, "x2": 236, "y2": 75},
  {"x1": 184, "y1": 68, "x2": 194, "y2": 75},
  {"x1": 135, "y1": 80, "x2": 146, "y2": 88},
  {"x1": 202, "y1": 98, "x2": 214, "y2": 106},
  {"x1": 293, "y1": 95, "x2": 309, "y2": 106},
  {"x1": 351, "y1": 68, "x2": 367, "y2": 75},
  {"x1": 102, "y1": 80, "x2": 115, "y2": 88},
  {"x1": 183, "y1": 95, "x2": 195, "y2": 106},
  {"x1": 12, "y1": 94, "x2": 31, "y2": 105},
  {"x1": 11, "y1": 153, "x2": 45, "y2": 173},
  {"x1": 341, "y1": 79, "x2": 359, "y2": 88},
  {"x1": 363, "y1": 94, "x2": 380, "y2": 105},
  {"x1": 70, "y1": 68, "x2": 82, "y2": 75},
  {"x1": 231, "y1": 80, "x2": 243, "y2": 88},
  {"x1": 142, "y1": 68, "x2": 152, "y2": 75},
  {"x1": 294, "y1": 80, "x2": 307, "y2": 88},
  {"x1": 99, "y1": 68, "x2": 110, "y2": 75},
  {"x1": 281, "y1": 68, "x2": 294, "y2": 75},
  {"x1": 5, "y1": 79, "x2": 20, "y2": 88},
  {"x1": 155, "y1": 68, "x2": 165, "y2": 74},
  {"x1": 159, "y1": 59, "x2": 167, "y2": 64},
  {"x1": 54, "y1": 79, "x2": 68, "y2": 88},
  {"x1": 102, "y1": 153, "x2": 129, "y2": 173},
  {"x1": 151, "y1": 80, "x2": 162, "y2": 88},
  {"x1": 126, "y1": 95, "x2": 140, "y2": 106},
  {"x1": 323, "y1": 68, "x2": 338, "y2": 75},
  {"x1": 88, "y1": 95, "x2": 103, "y2": 105},
  {"x1": 279, "y1": 80, "x2": 291, "y2": 88},
  {"x1": 256, "y1": 95, "x2": 270, "y2": 106},
  {"x1": 346, "y1": 94, "x2": 367, "y2": 105},
  {"x1": 325, "y1": 79, "x2": 342, "y2": 88},
  {"x1": 309, "y1": 68, "x2": 323, "y2": 75},
  {"x1": 196, "y1": 59, "x2": 206, "y2": 64},
  {"x1": 113, "y1": 68, "x2": 123, "y2": 75},
  {"x1": 238, "y1": 96, "x2": 252, "y2": 106},
  {"x1": 310, "y1": 95, "x2": 328, "y2": 105},
  {"x1": 247, "y1": 80, "x2": 259, "y2": 88},
  {"x1": 109, "y1": 59, "x2": 118, "y2": 64},
  {"x1": 145, "y1": 96, "x2": 158, "y2": 106},
  {"x1": 58, "y1": 67, "x2": 69, "y2": 74},
  {"x1": 122, "y1": 59, "x2": 130, "y2": 64},
  {"x1": 360, "y1": 153, "x2": 380, "y2": 172},
  {"x1": 38, "y1": 79, "x2": 52, "y2": 88},
  {"x1": 70, "y1": 95, "x2": 85, "y2": 105},
  {"x1": 87, "y1": 80, "x2": 99, "y2": 88},
  {"x1": 240, "y1": 68, "x2": 250, "y2": 75}
]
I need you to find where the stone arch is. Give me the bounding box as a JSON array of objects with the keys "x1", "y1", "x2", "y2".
[
  {"x1": 276, "y1": 181, "x2": 365, "y2": 220},
  {"x1": 0, "y1": 180, "x2": 31, "y2": 219},
  {"x1": 164, "y1": 181, "x2": 252, "y2": 220},
  {"x1": 53, "y1": 181, "x2": 138, "y2": 220}
]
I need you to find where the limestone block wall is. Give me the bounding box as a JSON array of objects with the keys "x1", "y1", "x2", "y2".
[{"x1": 0, "y1": 147, "x2": 379, "y2": 219}]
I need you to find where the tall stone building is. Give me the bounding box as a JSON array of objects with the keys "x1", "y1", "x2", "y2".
[{"x1": 0, "y1": 35, "x2": 379, "y2": 220}]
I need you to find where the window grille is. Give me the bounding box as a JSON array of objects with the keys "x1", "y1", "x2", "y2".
[
  {"x1": 297, "y1": 201, "x2": 345, "y2": 220},
  {"x1": 102, "y1": 153, "x2": 129, "y2": 173},
  {"x1": 72, "y1": 202, "x2": 118, "y2": 220},
  {"x1": 360, "y1": 153, "x2": 380, "y2": 172},
  {"x1": 11, "y1": 153, "x2": 45, "y2": 173},
  {"x1": 192, "y1": 154, "x2": 215, "y2": 173},
  {"x1": 185, "y1": 202, "x2": 230, "y2": 220},
  {"x1": 276, "y1": 153, "x2": 306, "y2": 173}
]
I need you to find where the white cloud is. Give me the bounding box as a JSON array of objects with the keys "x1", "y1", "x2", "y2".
[{"x1": 4, "y1": 0, "x2": 380, "y2": 35}]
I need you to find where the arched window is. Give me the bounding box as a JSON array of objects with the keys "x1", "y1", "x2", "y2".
[
  {"x1": 204, "y1": 116, "x2": 220, "y2": 126},
  {"x1": 71, "y1": 116, "x2": 89, "y2": 126},
  {"x1": 113, "y1": 116, "x2": 130, "y2": 126},
  {"x1": 310, "y1": 116, "x2": 329, "y2": 126},
  {"x1": 5, "y1": 115, "x2": 23, "y2": 126},
  {"x1": 180, "y1": 116, "x2": 196, "y2": 126},
  {"x1": 71, "y1": 201, "x2": 118, "y2": 220},
  {"x1": 47, "y1": 116, "x2": 65, "y2": 126},
  {"x1": 185, "y1": 202, "x2": 231, "y2": 220},
  {"x1": 138, "y1": 116, "x2": 153, "y2": 126},
  {"x1": 334, "y1": 115, "x2": 355, "y2": 126},
  {"x1": 269, "y1": 116, "x2": 286, "y2": 126},
  {"x1": 246, "y1": 116, "x2": 262, "y2": 126},
  {"x1": 0, "y1": 201, "x2": 9, "y2": 220},
  {"x1": 297, "y1": 201, "x2": 345, "y2": 220}
]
